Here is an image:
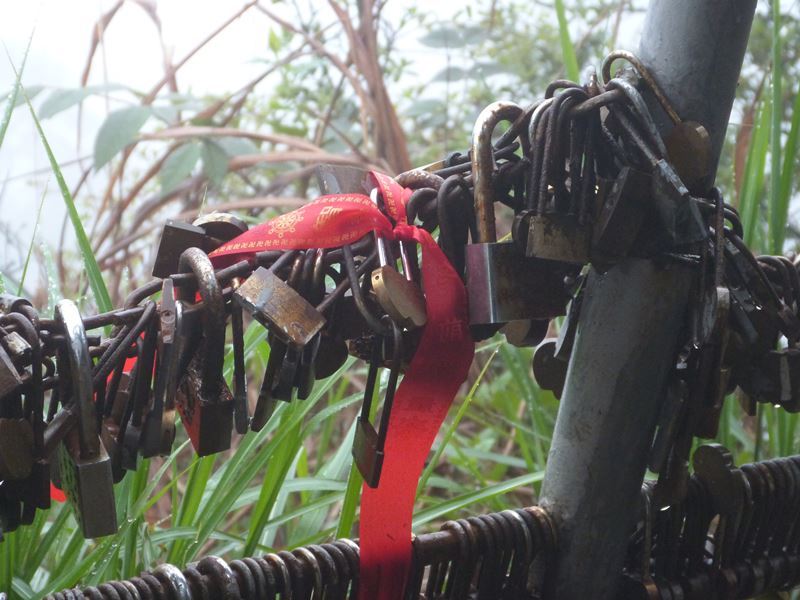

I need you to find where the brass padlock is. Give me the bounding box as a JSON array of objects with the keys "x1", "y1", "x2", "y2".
[
  {"x1": 370, "y1": 197, "x2": 426, "y2": 330},
  {"x1": 353, "y1": 323, "x2": 403, "y2": 488},
  {"x1": 234, "y1": 267, "x2": 326, "y2": 350},
  {"x1": 523, "y1": 90, "x2": 592, "y2": 264},
  {"x1": 466, "y1": 101, "x2": 569, "y2": 335},
  {"x1": 175, "y1": 248, "x2": 234, "y2": 456},
  {"x1": 55, "y1": 299, "x2": 118, "y2": 538}
]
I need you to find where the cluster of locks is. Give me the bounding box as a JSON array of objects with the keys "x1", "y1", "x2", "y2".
[
  {"x1": 3, "y1": 46, "x2": 800, "y2": 597},
  {"x1": 38, "y1": 444, "x2": 800, "y2": 599},
  {"x1": 623, "y1": 444, "x2": 800, "y2": 599},
  {"x1": 41, "y1": 508, "x2": 556, "y2": 599}
]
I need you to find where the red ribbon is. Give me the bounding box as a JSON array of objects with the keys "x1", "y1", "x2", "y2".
[{"x1": 210, "y1": 172, "x2": 474, "y2": 598}]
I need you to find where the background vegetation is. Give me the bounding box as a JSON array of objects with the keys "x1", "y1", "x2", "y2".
[{"x1": 0, "y1": 0, "x2": 799, "y2": 597}]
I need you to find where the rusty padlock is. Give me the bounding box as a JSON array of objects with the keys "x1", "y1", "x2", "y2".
[
  {"x1": 234, "y1": 266, "x2": 326, "y2": 350},
  {"x1": 55, "y1": 299, "x2": 118, "y2": 538},
  {"x1": 174, "y1": 248, "x2": 234, "y2": 456}
]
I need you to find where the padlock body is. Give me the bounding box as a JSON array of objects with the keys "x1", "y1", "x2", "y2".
[
  {"x1": 0, "y1": 418, "x2": 33, "y2": 480},
  {"x1": 592, "y1": 167, "x2": 650, "y2": 259},
  {"x1": 0, "y1": 344, "x2": 23, "y2": 400},
  {"x1": 57, "y1": 428, "x2": 118, "y2": 538},
  {"x1": 234, "y1": 267, "x2": 326, "y2": 349},
  {"x1": 152, "y1": 220, "x2": 208, "y2": 278},
  {"x1": 525, "y1": 214, "x2": 591, "y2": 264},
  {"x1": 175, "y1": 356, "x2": 234, "y2": 456},
  {"x1": 353, "y1": 417, "x2": 383, "y2": 488},
  {"x1": 648, "y1": 160, "x2": 708, "y2": 246},
  {"x1": 466, "y1": 242, "x2": 568, "y2": 326}
]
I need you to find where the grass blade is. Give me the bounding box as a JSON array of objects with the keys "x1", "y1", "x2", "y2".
[
  {"x1": 769, "y1": 0, "x2": 784, "y2": 254},
  {"x1": 7, "y1": 51, "x2": 113, "y2": 311},
  {"x1": 0, "y1": 33, "x2": 32, "y2": 151},
  {"x1": 18, "y1": 182, "x2": 47, "y2": 295},
  {"x1": 554, "y1": 0, "x2": 579, "y2": 81}
]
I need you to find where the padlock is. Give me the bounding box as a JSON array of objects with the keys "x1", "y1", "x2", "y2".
[
  {"x1": 141, "y1": 279, "x2": 181, "y2": 457},
  {"x1": 665, "y1": 121, "x2": 711, "y2": 195},
  {"x1": 55, "y1": 299, "x2": 118, "y2": 538},
  {"x1": 352, "y1": 322, "x2": 402, "y2": 488},
  {"x1": 121, "y1": 317, "x2": 159, "y2": 471},
  {"x1": 152, "y1": 219, "x2": 208, "y2": 278},
  {"x1": 1, "y1": 330, "x2": 31, "y2": 364},
  {"x1": 192, "y1": 211, "x2": 249, "y2": 251},
  {"x1": 175, "y1": 248, "x2": 234, "y2": 456},
  {"x1": 523, "y1": 89, "x2": 593, "y2": 264},
  {"x1": 5, "y1": 312, "x2": 51, "y2": 511},
  {"x1": 591, "y1": 166, "x2": 651, "y2": 260},
  {"x1": 0, "y1": 418, "x2": 33, "y2": 480},
  {"x1": 0, "y1": 342, "x2": 23, "y2": 400},
  {"x1": 313, "y1": 332, "x2": 349, "y2": 380},
  {"x1": 466, "y1": 101, "x2": 569, "y2": 334},
  {"x1": 234, "y1": 267, "x2": 326, "y2": 350},
  {"x1": 531, "y1": 339, "x2": 567, "y2": 399},
  {"x1": 608, "y1": 96, "x2": 708, "y2": 248},
  {"x1": 370, "y1": 191, "x2": 427, "y2": 330},
  {"x1": 100, "y1": 368, "x2": 133, "y2": 483},
  {"x1": 0, "y1": 294, "x2": 32, "y2": 316},
  {"x1": 250, "y1": 333, "x2": 285, "y2": 432},
  {"x1": 525, "y1": 213, "x2": 592, "y2": 264}
]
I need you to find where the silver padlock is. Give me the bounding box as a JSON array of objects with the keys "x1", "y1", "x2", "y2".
[{"x1": 466, "y1": 101, "x2": 569, "y2": 334}]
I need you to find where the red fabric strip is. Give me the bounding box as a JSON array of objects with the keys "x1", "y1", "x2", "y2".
[{"x1": 209, "y1": 173, "x2": 473, "y2": 599}]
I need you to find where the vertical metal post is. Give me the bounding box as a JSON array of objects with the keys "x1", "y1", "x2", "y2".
[{"x1": 538, "y1": 2, "x2": 757, "y2": 599}]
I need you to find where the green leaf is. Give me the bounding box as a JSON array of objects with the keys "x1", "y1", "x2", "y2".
[
  {"x1": 201, "y1": 139, "x2": 229, "y2": 185},
  {"x1": 39, "y1": 83, "x2": 127, "y2": 119},
  {"x1": 406, "y1": 98, "x2": 445, "y2": 118},
  {"x1": 216, "y1": 135, "x2": 260, "y2": 156},
  {"x1": 93, "y1": 105, "x2": 152, "y2": 169},
  {"x1": 554, "y1": 0, "x2": 580, "y2": 81},
  {"x1": 151, "y1": 104, "x2": 179, "y2": 124},
  {"x1": 7, "y1": 84, "x2": 43, "y2": 108},
  {"x1": 431, "y1": 65, "x2": 468, "y2": 83},
  {"x1": 159, "y1": 141, "x2": 201, "y2": 192},
  {"x1": 419, "y1": 26, "x2": 465, "y2": 48},
  {"x1": 413, "y1": 472, "x2": 545, "y2": 527},
  {"x1": 269, "y1": 28, "x2": 281, "y2": 53},
  {"x1": 19, "y1": 80, "x2": 113, "y2": 312}
]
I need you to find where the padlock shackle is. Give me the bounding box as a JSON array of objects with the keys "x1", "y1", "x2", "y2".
[
  {"x1": 543, "y1": 88, "x2": 588, "y2": 213},
  {"x1": 177, "y1": 247, "x2": 226, "y2": 395},
  {"x1": 55, "y1": 299, "x2": 99, "y2": 459},
  {"x1": 602, "y1": 49, "x2": 681, "y2": 126},
  {"x1": 606, "y1": 77, "x2": 668, "y2": 160},
  {"x1": 471, "y1": 101, "x2": 524, "y2": 243},
  {"x1": 526, "y1": 98, "x2": 554, "y2": 212}
]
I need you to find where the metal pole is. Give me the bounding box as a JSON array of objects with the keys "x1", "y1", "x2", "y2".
[{"x1": 538, "y1": 2, "x2": 757, "y2": 599}]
